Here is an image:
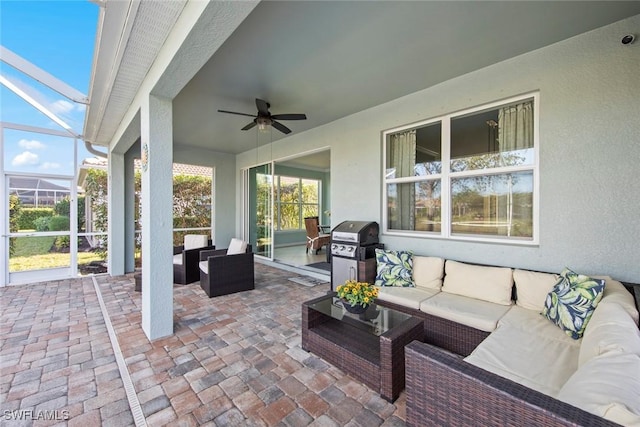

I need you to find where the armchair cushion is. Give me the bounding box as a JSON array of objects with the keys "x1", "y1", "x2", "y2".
[
  {"x1": 184, "y1": 234, "x2": 208, "y2": 250},
  {"x1": 173, "y1": 254, "x2": 183, "y2": 265},
  {"x1": 227, "y1": 238, "x2": 248, "y2": 255}
]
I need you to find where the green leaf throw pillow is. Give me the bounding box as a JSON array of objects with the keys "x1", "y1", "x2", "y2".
[
  {"x1": 374, "y1": 249, "x2": 415, "y2": 287},
  {"x1": 542, "y1": 268, "x2": 605, "y2": 339}
]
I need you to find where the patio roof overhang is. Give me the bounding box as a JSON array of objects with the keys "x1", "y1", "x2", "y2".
[{"x1": 84, "y1": 1, "x2": 640, "y2": 156}]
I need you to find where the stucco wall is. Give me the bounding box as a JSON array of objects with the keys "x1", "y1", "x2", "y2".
[{"x1": 237, "y1": 16, "x2": 640, "y2": 281}]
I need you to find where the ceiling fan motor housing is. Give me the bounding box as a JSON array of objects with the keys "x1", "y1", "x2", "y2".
[{"x1": 256, "y1": 116, "x2": 272, "y2": 126}]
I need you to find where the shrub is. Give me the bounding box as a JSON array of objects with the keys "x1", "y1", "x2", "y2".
[
  {"x1": 54, "y1": 199, "x2": 71, "y2": 216},
  {"x1": 54, "y1": 236, "x2": 70, "y2": 250},
  {"x1": 48, "y1": 216, "x2": 70, "y2": 231},
  {"x1": 33, "y1": 216, "x2": 51, "y2": 231},
  {"x1": 9, "y1": 195, "x2": 21, "y2": 256},
  {"x1": 17, "y1": 208, "x2": 54, "y2": 230}
]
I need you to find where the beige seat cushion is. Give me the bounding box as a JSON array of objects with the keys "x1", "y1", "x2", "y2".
[
  {"x1": 442, "y1": 261, "x2": 514, "y2": 306},
  {"x1": 227, "y1": 238, "x2": 248, "y2": 255},
  {"x1": 375, "y1": 286, "x2": 439, "y2": 310},
  {"x1": 413, "y1": 256, "x2": 445, "y2": 290},
  {"x1": 465, "y1": 308, "x2": 581, "y2": 397},
  {"x1": 199, "y1": 261, "x2": 208, "y2": 275},
  {"x1": 513, "y1": 269, "x2": 559, "y2": 312},
  {"x1": 594, "y1": 276, "x2": 639, "y2": 323},
  {"x1": 579, "y1": 302, "x2": 640, "y2": 367},
  {"x1": 497, "y1": 306, "x2": 584, "y2": 345},
  {"x1": 557, "y1": 352, "x2": 640, "y2": 426},
  {"x1": 419, "y1": 292, "x2": 512, "y2": 332},
  {"x1": 184, "y1": 234, "x2": 208, "y2": 250},
  {"x1": 173, "y1": 254, "x2": 183, "y2": 265}
]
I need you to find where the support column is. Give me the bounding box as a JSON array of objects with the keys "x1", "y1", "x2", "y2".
[
  {"x1": 140, "y1": 94, "x2": 173, "y2": 340},
  {"x1": 124, "y1": 147, "x2": 136, "y2": 273},
  {"x1": 108, "y1": 152, "x2": 125, "y2": 276}
]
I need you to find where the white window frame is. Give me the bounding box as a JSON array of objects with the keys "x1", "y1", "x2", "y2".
[
  {"x1": 382, "y1": 92, "x2": 540, "y2": 245},
  {"x1": 275, "y1": 175, "x2": 322, "y2": 231}
]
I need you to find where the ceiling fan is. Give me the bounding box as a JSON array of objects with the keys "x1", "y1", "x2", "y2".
[{"x1": 218, "y1": 98, "x2": 307, "y2": 134}]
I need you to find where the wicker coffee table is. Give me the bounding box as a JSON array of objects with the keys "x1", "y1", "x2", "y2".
[{"x1": 302, "y1": 293, "x2": 423, "y2": 402}]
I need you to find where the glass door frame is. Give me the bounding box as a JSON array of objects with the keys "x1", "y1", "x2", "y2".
[
  {"x1": 4, "y1": 171, "x2": 79, "y2": 285},
  {"x1": 243, "y1": 162, "x2": 274, "y2": 261}
]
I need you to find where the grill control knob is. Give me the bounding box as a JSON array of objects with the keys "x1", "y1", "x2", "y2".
[
  {"x1": 347, "y1": 247, "x2": 354, "y2": 252},
  {"x1": 340, "y1": 246, "x2": 345, "y2": 251}
]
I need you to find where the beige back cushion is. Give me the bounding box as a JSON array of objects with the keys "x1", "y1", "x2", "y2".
[
  {"x1": 557, "y1": 352, "x2": 640, "y2": 426},
  {"x1": 442, "y1": 260, "x2": 514, "y2": 306},
  {"x1": 578, "y1": 302, "x2": 640, "y2": 367},
  {"x1": 514, "y1": 269, "x2": 559, "y2": 312},
  {"x1": 227, "y1": 238, "x2": 248, "y2": 255},
  {"x1": 184, "y1": 234, "x2": 208, "y2": 250},
  {"x1": 593, "y1": 276, "x2": 639, "y2": 323},
  {"x1": 413, "y1": 256, "x2": 445, "y2": 290}
]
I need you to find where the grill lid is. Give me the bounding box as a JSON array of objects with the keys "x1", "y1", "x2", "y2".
[{"x1": 331, "y1": 221, "x2": 379, "y2": 245}]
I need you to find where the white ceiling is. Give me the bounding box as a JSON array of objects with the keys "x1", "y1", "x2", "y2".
[{"x1": 89, "y1": 1, "x2": 640, "y2": 169}]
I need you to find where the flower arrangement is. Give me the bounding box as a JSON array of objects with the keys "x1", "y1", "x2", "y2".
[{"x1": 336, "y1": 280, "x2": 379, "y2": 307}]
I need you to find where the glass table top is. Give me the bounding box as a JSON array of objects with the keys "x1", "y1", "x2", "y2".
[{"x1": 308, "y1": 294, "x2": 412, "y2": 337}]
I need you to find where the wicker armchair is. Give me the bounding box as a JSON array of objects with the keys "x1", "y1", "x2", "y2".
[
  {"x1": 173, "y1": 235, "x2": 214, "y2": 285},
  {"x1": 199, "y1": 240, "x2": 254, "y2": 298},
  {"x1": 304, "y1": 216, "x2": 330, "y2": 254}
]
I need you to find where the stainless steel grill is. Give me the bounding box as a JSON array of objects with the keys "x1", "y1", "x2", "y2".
[{"x1": 330, "y1": 221, "x2": 380, "y2": 290}]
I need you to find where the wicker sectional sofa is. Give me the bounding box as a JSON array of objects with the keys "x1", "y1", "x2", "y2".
[{"x1": 373, "y1": 256, "x2": 640, "y2": 426}]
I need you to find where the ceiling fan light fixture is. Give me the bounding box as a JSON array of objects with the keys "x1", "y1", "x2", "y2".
[{"x1": 256, "y1": 116, "x2": 271, "y2": 132}]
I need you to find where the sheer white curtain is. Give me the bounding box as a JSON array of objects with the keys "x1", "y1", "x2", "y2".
[
  {"x1": 498, "y1": 101, "x2": 533, "y2": 152},
  {"x1": 389, "y1": 130, "x2": 416, "y2": 230}
]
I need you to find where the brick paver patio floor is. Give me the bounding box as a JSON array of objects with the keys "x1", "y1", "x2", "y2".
[{"x1": 1, "y1": 263, "x2": 406, "y2": 426}]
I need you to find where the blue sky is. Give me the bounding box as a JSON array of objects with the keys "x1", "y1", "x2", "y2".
[{"x1": 1, "y1": 0, "x2": 99, "y2": 176}]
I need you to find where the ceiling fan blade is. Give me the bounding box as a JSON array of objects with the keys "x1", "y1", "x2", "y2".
[
  {"x1": 241, "y1": 121, "x2": 257, "y2": 131},
  {"x1": 271, "y1": 113, "x2": 307, "y2": 121},
  {"x1": 218, "y1": 109, "x2": 256, "y2": 118},
  {"x1": 271, "y1": 121, "x2": 291, "y2": 134},
  {"x1": 255, "y1": 98, "x2": 270, "y2": 116}
]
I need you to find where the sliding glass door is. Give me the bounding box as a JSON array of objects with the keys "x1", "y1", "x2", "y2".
[{"x1": 246, "y1": 163, "x2": 273, "y2": 260}]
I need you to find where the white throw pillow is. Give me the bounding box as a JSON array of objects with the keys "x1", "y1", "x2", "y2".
[
  {"x1": 513, "y1": 269, "x2": 559, "y2": 312},
  {"x1": 184, "y1": 234, "x2": 208, "y2": 250},
  {"x1": 227, "y1": 238, "x2": 247, "y2": 255},
  {"x1": 579, "y1": 302, "x2": 640, "y2": 367},
  {"x1": 413, "y1": 256, "x2": 445, "y2": 290},
  {"x1": 557, "y1": 352, "x2": 640, "y2": 426},
  {"x1": 442, "y1": 260, "x2": 514, "y2": 306}
]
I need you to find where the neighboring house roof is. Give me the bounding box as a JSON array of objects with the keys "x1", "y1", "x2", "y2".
[
  {"x1": 10, "y1": 177, "x2": 69, "y2": 191},
  {"x1": 77, "y1": 157, "x2": 212, "y2": 187}
]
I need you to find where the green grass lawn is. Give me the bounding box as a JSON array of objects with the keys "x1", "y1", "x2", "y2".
[{"x1": 10, "y1": 235, "x2": 105, "y2": 272}]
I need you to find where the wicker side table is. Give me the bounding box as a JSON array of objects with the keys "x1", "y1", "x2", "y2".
[{"x1": 302, "y1": 293, "x2": 423, "y2": 402}]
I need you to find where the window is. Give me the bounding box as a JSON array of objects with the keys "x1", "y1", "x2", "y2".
[
  {"x1": 383, "y1": 93, "x2": 538, "y2": 244},
  {"x1": 275, "y1": 176, "x2": 321, "y2": 230}
]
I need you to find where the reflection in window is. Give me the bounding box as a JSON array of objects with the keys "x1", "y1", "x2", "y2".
[
  {"x1": 387, "y1": 181, "x2": 441, "y2": 232},
  {"x1": 383, "y1": 93, "x2": 538, "y2": 243},
  {"x1": 386, "y1": 122, "x2": 442, "y2": 179},
  {"x1": 451, "y1": 172, "x2": 533, "y2": 238},
  {"x1": 451, "y1": 100, "x2": 534, "y2": 172}
]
